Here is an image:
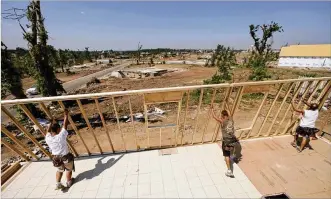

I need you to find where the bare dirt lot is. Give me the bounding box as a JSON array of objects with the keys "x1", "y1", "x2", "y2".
[{"x1": 2, "y1": 64, "x2": 331, "y2": 163}]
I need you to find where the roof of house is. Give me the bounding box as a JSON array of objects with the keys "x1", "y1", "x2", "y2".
[{"x1": 279, "y1": 44, "x2": 331, "y2": 57}]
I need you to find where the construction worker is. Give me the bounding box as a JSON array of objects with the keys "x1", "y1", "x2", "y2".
[
  {"x1": 46, "y1": 109, "x2": 75, "y2": 190},
  {"x1": 210, "y1": 105, "x2": 239, "y2": 178},
  {"x1": 291, "y1": 100, "x2": 319, "y2": 152}
]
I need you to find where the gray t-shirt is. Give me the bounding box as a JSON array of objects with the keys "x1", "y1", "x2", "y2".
[{"x1": 221, "y1": 119, "x2": 236, "y2": 144}]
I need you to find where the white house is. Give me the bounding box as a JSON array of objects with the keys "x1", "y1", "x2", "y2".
[{"x1": 278, "y1": 44, "x2": 331, "y2": 69}]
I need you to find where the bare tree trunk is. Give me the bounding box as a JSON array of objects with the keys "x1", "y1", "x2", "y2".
[{"x1": 28, "y1": 0, "x2": 65, "y2": 96}]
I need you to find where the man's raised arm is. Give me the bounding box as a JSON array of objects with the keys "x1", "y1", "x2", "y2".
[{"x1": 63, "y1": 109, "x2": 69, "y2": 130}]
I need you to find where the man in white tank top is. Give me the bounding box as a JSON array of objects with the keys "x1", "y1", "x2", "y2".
[{"x1": 291, "y1": 101, "x2": 319, "y2": 152}]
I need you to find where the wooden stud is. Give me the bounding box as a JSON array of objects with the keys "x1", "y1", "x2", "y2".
[
  {"x1": 297, "y1": 81, "x2": 314, "y2": 108},
  {"x1": 58, "y1": 101, "x2": 91, "y2": 155},
  {"x1": 191, "y1": 88, "x2": 204, "y2": 144},
  {"x1": 1, "y1": 106, "x2": 52, "y2": 158},
  {"x1": 95, "y1": 99, "x2": 115, "y2": 153},
  {"x1": 18, "y1": 104, "x2": 46, "y2": 136},
  {"x1": 303, "y1": 80, "x2": 323, "y2": 109},
  {"x1": 77, "y1": 99, "x2": 102, "y2": 154},
  {"x1": 201, "y1": 88, "x2": 217, "y2": 144},
  {"x1": 244, "y1": 92, "x2": 269, "y2": 139},
  {"x1": 1, "y1": 138, "x2": 30, "y2": 162},
  {"x1": 1, "y1": 124, "x2": 38, "y2": 160},
  {"x1": 274, "y1": 82, "x2": 303, "y2": 135},
  {"x1": 266, "y1": 83, "x2": 295, "y2": 136},
  {"x1": 255, "y1": 83, "x2": 284, "y2": 137},
  {"x1": 231, "y1": 86, "x2": 244, "y2": 116},
  {"x1": 112, "y1": 97, "x2": 126, "y2": 152},
  {"x1": 316, "y1": 81, "x2": 331, "y2": 104},
  {"x1": 181, "y1": 90, "x2": 190, "y2": 145},
  {"x1": 236, "y1": 128, "x2": 252, "y2": 139},
  {"x1": 128, "y1": 97, "x2": 138, "y2": 150},
  {"x1": 159, "y1": 128, "x2": 162, "y2": 148},
  {"x1": 39, "y1": 102, "x2": 53, "y2": 120},
  {"x1": 143, "y1": 96, "x2": 149, "y2": 149},
  {"x1": 175, "y1": 99, "x2": 182, "y2": 147},
  {"x1": 317, "y1": 83, "x2": 331, "y2": 111}
]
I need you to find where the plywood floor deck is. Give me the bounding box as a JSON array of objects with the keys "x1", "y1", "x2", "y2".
[{"x1": 237, "y1": 135, "x2": 331, "y2": 198}]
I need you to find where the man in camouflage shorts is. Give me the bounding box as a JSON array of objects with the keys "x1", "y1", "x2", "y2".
[{"x1": 211, "y1": 106, "x2": 239, "y2": 177}]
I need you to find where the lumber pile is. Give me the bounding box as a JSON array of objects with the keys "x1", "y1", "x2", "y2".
[{"x1": 1, "y1": 162, "x2": 21, "y2": 185}]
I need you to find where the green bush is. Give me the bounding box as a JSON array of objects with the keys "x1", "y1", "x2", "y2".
[{"x1": 242, "y1": 93, "x2": 264, "y2": 100}]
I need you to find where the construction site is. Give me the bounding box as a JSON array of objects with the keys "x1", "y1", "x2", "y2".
[
  {"x1": 1, "y1": 1, "x2": 331, "y2": 199},
  {"x1": 1, "y1": 62, "x2": 331, "y2": 198}
]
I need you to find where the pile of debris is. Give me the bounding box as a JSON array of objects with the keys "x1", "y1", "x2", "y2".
[
  {"x1": 86, "y1": 77, "x2": 101, "y2": 87},
  {"x1": 110, "y1": 68, "x2": 168, "y2": 79},
  {"x1": 1, "y1": 107, "x2": 168, "y2": 165}
]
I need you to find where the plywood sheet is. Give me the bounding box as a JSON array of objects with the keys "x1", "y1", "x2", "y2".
[{"x1": 144, "y1": 91, "x2": 183, "y2": 104}]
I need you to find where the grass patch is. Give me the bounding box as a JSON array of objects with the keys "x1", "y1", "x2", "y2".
[
  {"x1": 294, "y1": 71, "x2": 318, "y2": 78},
  {"x1": 242, "y1": 93, "x2": 264, "y2": 100}
]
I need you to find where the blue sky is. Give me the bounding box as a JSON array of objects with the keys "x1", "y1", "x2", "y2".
[{"x1": 2, "y1": 1, "x2": 331, "y2": 50}]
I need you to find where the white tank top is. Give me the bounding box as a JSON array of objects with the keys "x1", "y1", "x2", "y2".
[{"x1": 299, "y1": 110, "x2": 319, "y2": 128}]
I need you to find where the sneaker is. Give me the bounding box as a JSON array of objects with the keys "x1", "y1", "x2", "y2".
[
  {"x1": 66, "y1": 178, "x2": 75, "y2": 188},
  {"x1": 55, "y1": 183, "x2": 65, "y2": 190},
  {"x1": 225, "y1": 170, "x2": 234, "y2": 178}
]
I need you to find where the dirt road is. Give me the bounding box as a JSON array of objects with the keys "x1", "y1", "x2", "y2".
[
  {"x1": 1, "y1": 61, "x2": 130, "y2": 123},
  {"x1": 63, "y1": 61, "x2": 130, "y2": 92}
]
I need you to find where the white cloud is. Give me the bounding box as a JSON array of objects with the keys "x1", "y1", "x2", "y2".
[{"x1": 80, "y1": 11, "x2": 85, "y2": 15}]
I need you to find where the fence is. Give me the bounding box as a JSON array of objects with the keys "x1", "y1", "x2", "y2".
[{"x1": 1, "y1": 77, "x2": 330, "y2": 162}]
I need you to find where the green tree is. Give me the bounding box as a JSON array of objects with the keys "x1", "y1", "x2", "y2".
[
  {"x1": 47, "y1": 45, "x2": 60, "y2": 72},
  {"x1": 248, "y1": 21, "x2": 283, "y2": 80},
  {"x1": 1, "y1": 42, "x2": 41, "y2": 118},
  {"x1": 12, "y1": 49, "x2": 35, "y2": 77},
  {"x1": 206, "y1": 45, "x2": 222, "y2": 67},
  {"x1": 204, "y1": 45, "x2": 236, "y2": 84},
  {"x1": 58, "y1": 49, "x2": 69, "y2": 72}
]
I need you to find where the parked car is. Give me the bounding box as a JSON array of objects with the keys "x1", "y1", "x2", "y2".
[{"x1": 26, "y1": 85, "x2": 38, "y2": 95}]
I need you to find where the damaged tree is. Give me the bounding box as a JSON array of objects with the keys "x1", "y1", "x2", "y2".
[
  {"x1": 1, "y1": 42, "x2": 41, "y2": 119},
  {"x1": 3, "y1": 0, "x2": 65, "y2": 96},
  {"x1": 204, "y1": 44, "x2": 236, "y2": 84},
  {"x1": 247, "y1": 21, "x2": 283, "y2": 81},
  {"x1": 136, "y1": 42, "x2": 143, "y2": 65},
  {"x1": 206, "y1": 44, "x2": 222, "y2": 67},
  {"x1": 84, "y1": 47, "x2": 92, "y2": 62}
]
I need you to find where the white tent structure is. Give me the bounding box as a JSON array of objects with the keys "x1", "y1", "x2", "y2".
[{"x1": 278, "y1": 44, "x2": 331, "y2": 69}]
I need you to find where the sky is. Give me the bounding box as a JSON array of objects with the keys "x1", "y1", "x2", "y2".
[{"x1": 2, "y1": 1, "x2": 331, "y2": 50}]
